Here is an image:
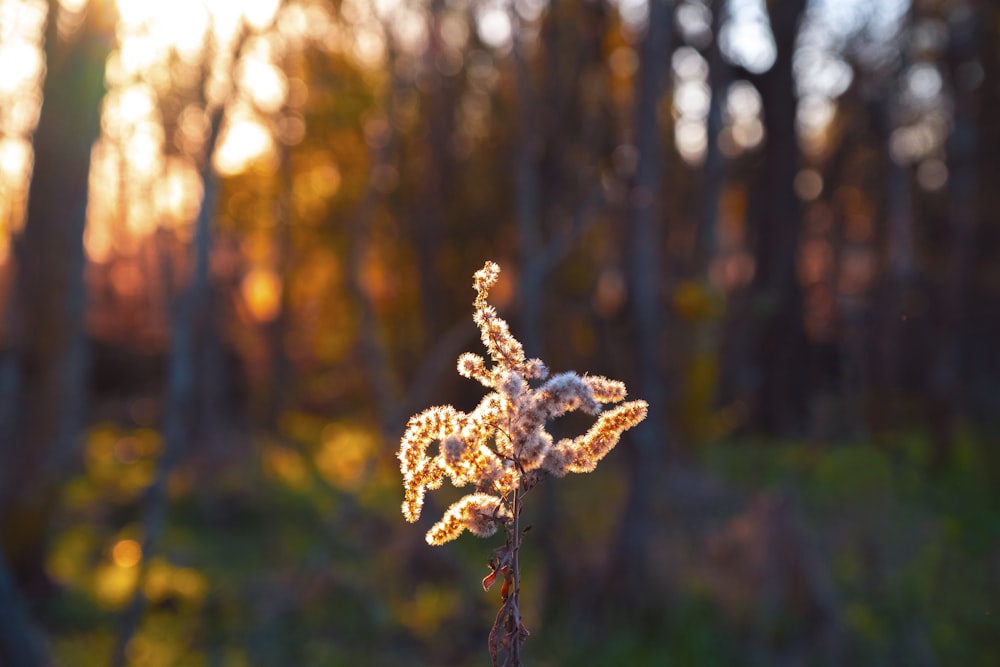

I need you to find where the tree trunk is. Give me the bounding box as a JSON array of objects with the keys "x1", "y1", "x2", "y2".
[
  {"x1": 746, "y1": 0, "x2": 808, "y2": 435},
  {"x1": 0, "y1": 551, "x2": 52, "y2": 666},
  {"x1": 608, "y1": 0, "x2": 671, "y2": 609},
  {"x1": 110, "y1": 27, "x2": 242, "y2": 658},
  {"x1": 0, "y1": 0, "x2": 114, "y2": 595},
  {"x1": 413, "y1": 0, "x2": 451, "y2": 338},
  {"x1": 927, "y1": 5, "x2": 980, "y2": 470},
  {"x1": 874, "y1": 87, "x2": 916, "y2": 432},
  {"x1": 697, "y1": 0, "x2": 729, "y2": 266}
]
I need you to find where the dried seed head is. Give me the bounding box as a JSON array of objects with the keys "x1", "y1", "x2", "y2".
[
  {"x1": 425, "y1": 493, "x2": 511, "y2": 545},
  {"x1": 399, "y1": 262, "x2": 648, "y2": 542},
  {"x1": 542, "y1": 400, "x2": 649, "y2": 475}
]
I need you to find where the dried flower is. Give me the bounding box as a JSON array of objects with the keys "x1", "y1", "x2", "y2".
[
  {"x1": 398, "y1": 261, "x2": 648, "y2": 543},
  {"x1": 398, "y1": 261, "x2": 648, "y2": 666},
  {"x1": 426, "y1": 492, "x2": 512, "y2": 545}
]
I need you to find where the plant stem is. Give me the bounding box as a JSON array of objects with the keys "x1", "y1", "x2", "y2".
[{"x1": 510, "y1": 482, "x2": 522, "y2": 667}]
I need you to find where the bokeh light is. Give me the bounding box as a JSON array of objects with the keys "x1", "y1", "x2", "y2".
[
  {"x1": 112, "y1": 538, "x2": 142, "y2": 568},
  {"x1": 241, "y1": 266, "x2": 282, "y2": 322}
]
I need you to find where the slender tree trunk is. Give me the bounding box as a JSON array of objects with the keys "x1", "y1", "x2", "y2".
[
  {"x1": 261, "y1": 140, "x2": 294, "y2": 430},
  {"x1": 874, "y1": 89, "x2": 916, "y2": 432},
  {"x1": 746, "y1": 0, "x2": 808, "y2": 435},
  {"x1": 965, "y1": 4, "x2": 1000, "y2": 429},
  {"x1": 348, "y1": 33, "x2": 406, "y2": 427},
  {"x1": 697, "y1": 0, "x2": 729, "y2": 267},
  {"x1": 608, "y1": 0, "x2": 671, "y2": 608},
  {"x1": 927, "y1": 6, "x2": 980, "y2": 470},
  {"x1": 513, "y1": 13, "x2": 544, "y2": 364},
  {"x1": 110, "y1": 24, "x2": 244, "y2": 657},
  {"x1": 112, "y1": 123, "x2": 222, "y2": 667},
  {"x1": 0, "y1": 0, "x2": 114, "y2": 596},
  {"x1": 0, "y1": 551, "x2": 52, "y2": 666},
  {"x1": 413, "y1": 0, "x2": 450, "y2": 338},
  {"x1": 511, "y1": 8, "x2": 559, "y2": 630}
]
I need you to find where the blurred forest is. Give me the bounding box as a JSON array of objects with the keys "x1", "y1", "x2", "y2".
[{"x1": 0, "y1": 0, "x2": 998, "y2": 664}]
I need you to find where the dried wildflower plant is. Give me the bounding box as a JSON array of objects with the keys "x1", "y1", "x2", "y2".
[{"x1": 398, "y1": 261, "x2": 648, "y2": 666}]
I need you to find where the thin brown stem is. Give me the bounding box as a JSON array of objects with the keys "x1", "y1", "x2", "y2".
[{"x1": 510, "y1": 482, "x2": 522, "y2": 667}]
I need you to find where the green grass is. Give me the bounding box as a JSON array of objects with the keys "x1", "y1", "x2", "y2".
[{"x1": 39, "y1": 424, "x2": 1000, "y2": 665}]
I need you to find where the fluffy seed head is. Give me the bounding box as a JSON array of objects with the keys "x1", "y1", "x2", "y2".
[
  {"x1": 425, "y1": 493, "x2": 511, "y2": 545},
  {"x1": 399, "y1": 262, "x2": 648, "y2": 542}
]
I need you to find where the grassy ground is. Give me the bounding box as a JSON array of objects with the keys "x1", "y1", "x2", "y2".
[{"x1": 40, "y1": 421, "x2": 1000, "y2": 665}]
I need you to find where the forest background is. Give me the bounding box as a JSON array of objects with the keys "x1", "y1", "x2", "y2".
[{"x1": 0, "y1": 0, "x2": 998, "y2": 664}]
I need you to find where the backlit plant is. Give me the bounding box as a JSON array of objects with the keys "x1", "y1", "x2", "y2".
[{"x1": 398, "y1": 261, "x2": 648, "y2": 666}]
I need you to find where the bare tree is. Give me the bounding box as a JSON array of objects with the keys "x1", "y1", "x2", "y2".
[
  {"x1": 609, "y1": 0, "x2": 672, "y2": 607},
  {"x1": 0, "y1": 0, "x2": 114, "y2": 599},
  {"x1": 111, "y1": 25, "x2": 250, "y2": 664},
  {"x1": 697, "y1": 0, "x2": 730, "y2": 266},
  {"x1": 746, "y1": 0, "x2": 808, "y2": 434},
  {"x1": 926, "y1": 4, "x2": 981, "y2": 468}
]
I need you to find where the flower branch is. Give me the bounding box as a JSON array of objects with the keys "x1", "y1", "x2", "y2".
[{"x1": 398, "y1": 261, "x2": 648, "y2": 665}]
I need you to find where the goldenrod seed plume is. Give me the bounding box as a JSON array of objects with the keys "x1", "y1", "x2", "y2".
[{"x1": 398, "y1": 261, "x2": 648, "y2": 543}]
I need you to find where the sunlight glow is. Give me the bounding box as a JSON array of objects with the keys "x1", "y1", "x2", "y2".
[
  {"x1": 0, "y1": 0, "x2": 45, "y2": 35},
  {"x1": 675, "y1": 118, "x2": 708, "y2": 164},
  {"x1": 674, "y1": 80, "x2": 710, "y2": 119},
  {"x1": 906, "y1": 63, "x2": 943, "y2": 102},
  {"x1": 238, "y1": 55, "x2": 287, "y2": 114},
  {"x1": 795, "y1": 38, "x2": 853, "y2": 99},
  {"x1": 352, "y1": 27, "x2": 386, "y2": 68},
  {"x1": 3, "y1": 0, "x2": 328, "y2": 269},
  {"x1": 214, "y1": 117, "x2": 274, "y2": 175},
  {"x1": 672, "y1": 46, "x2": 708, "y2": 80},
  {"x1": 102, "y1": 83, "x2": 158, "y2": 138},
  {"x1": 727, "y1": 81, "x2": 762, "y2": 119},
  {"x1": 154, "y1": 2, "x2": 210, "y2": 58},
  {"x1": 676, "y1": 1, "x2": 712, "y2": 49},
  {"x1": 672, "y1": 46, "x2": 710, "y2": 166},
  {"x1": 477, "y1": 7, "x2": 512, "y2": 50},
  {"x1": 720, "y1": 0, "x2": 776, "y2": 74},
  {"x1": 0, "y1": 40, "x2": 41, "y2": 93},
  {"x1": 797, "y1": 94, "x2": 836, "y2": 155},
  {"x1": 0, "y1": 138, "x2": 29, "y2": 180},
  {"x1": 889, "y1": 118, "x2": 945, "y2": 165},
  {"x1": 154, "y1": 157, "x2": 203, "y2": 226},
  {"x1": 125, "y1": 126, "x2": 165, "y2": 177},
  {"x1": 244, "y1": 0, "x2": 281, "y2": 30},
  {"x1": 720, "y1": 80, "x2": 765, "y2": 155},
  {"x1": 614, "y1": 0, "x2": 648, "y2": 31},
  {"x1": 392, "y1": 5, "x2": 428, "y2": 53},
  {"x1": 371, "y1": 0, "x2": 401, "y2": 20},
  {"x1": 0, "y1": 0, "x2": 45, "y2": 241},
  {"x1": 116, "y1": 0, "x2": 155, "y2": 26}
]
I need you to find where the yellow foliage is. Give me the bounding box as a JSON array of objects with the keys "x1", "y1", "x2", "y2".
[
  {"x1": 144, "y1": 558, "x2": 207, "y2": 603},
  {"x1": 316, "y1": 422, "x2": 376, "y2": 492},
  {"x1": 93, "y1": 562, "x2": 139, "y2": 609},
  {"x1": 83, "y1": 425, "x2": 161, "y2": 501},
  {"x1": 680, "y1": 351, "x2": 721, "y2": 442},
  {"x1": 262, "y1": 444, "x2": 310, "y2": 489},
  {"x1": 394, "y1": 584, "x2": 461, "y2": 640},
  {"x1": 46, "y1": 524, "x2": 99, "y2": 584},
  {"x1": 673, "y1": 280, "x2": 723, "y2": 322}
]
